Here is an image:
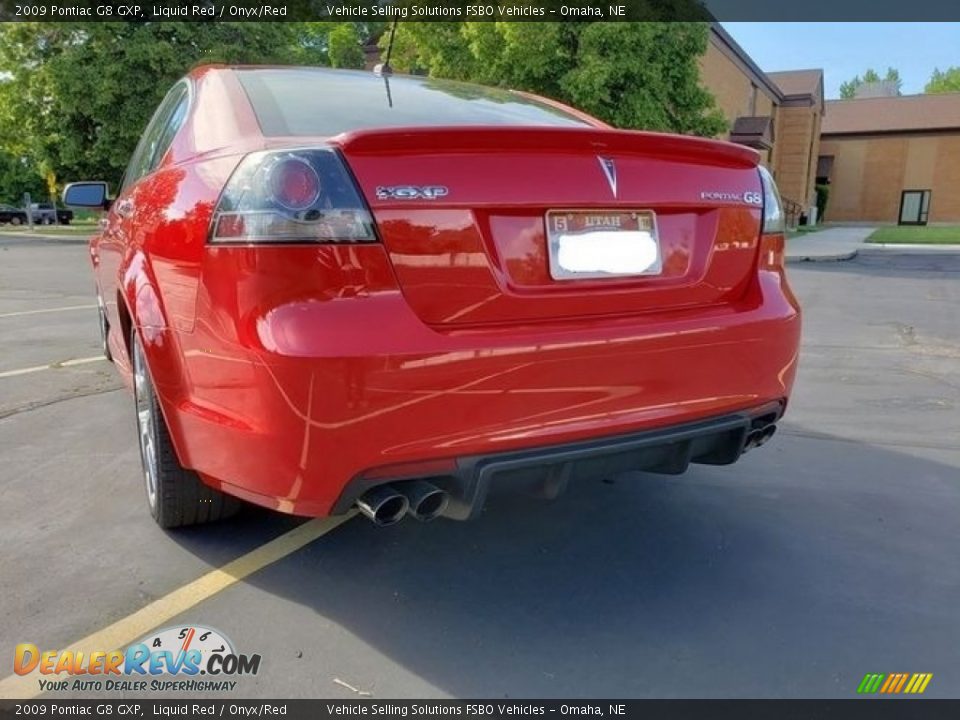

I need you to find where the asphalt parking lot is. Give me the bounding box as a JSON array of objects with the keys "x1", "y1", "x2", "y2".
[{"x1": 1, "y1": 232, "x2": 958, "y2": 700}]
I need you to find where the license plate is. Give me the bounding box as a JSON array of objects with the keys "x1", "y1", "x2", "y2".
[{"x1": 546, "y1": 210, "x2": 661, "y2": 280}]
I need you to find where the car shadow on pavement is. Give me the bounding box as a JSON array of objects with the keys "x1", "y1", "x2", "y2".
[{"x1": 168, "y1": 431, "x2": 960, "y2": 699}]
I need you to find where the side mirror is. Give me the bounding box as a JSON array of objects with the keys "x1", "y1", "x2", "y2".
[{"x1": 63, "y1": 182, "x2": 109, "y2": 209}]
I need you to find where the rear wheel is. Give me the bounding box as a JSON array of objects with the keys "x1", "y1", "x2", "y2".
[
  {"x1": 10, "y1": 216, "x2": 21, "y2": 226},
  {"x1": 132, "y1": 330, "x2": 240, "y2": 528}
]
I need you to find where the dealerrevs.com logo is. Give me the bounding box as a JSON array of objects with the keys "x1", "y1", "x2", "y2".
[{"x1": 14, "y1": 625, "x2": 261, "y2": 694}]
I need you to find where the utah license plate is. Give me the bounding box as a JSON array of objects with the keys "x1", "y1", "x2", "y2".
[{"x1": 546, "y1": 210, "x2": 661, "y2": 280}]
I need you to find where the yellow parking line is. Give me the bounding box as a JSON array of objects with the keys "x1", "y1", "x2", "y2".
[
  {"x1": 0, "y1": 514, "x2": 354, "y2": 699},
  {"x1": 0, "y1": 356, "x2": 105, "y2": 379},
  {"x1": 0, "y1": 305, "x2": 96, "y2": 319}
]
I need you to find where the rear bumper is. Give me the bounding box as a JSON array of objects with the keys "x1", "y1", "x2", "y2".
[
  {"x1": 153, "y1": 259, "x2": 799, "y2": 518},
  {"x1": 333, "y1": 401, "x2": 784, "y2": 520}
]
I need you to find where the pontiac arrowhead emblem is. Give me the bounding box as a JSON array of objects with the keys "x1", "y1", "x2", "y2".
[{"x1": 598, "y1": 157, "x2": 617, "y2": 198}]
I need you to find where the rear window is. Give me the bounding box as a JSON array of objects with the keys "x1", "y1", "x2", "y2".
[{"x1": 235, "y1": 68, "x2": 592, "y2": 137}]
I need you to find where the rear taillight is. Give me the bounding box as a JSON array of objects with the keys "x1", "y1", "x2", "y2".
[
  {"x1": 757, "y1": 166, "x2": 786, "y2": 269},
  {"x1": 758, "y1": 165, "x2": 785, "y2": 235},
  {"x1": 210, "y1": 148, "x2": 377, "y2": 244}
]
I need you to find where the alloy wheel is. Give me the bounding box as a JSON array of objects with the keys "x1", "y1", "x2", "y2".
[{"x1": 133, "y1": 337, "x2": 159, "y2": 511}]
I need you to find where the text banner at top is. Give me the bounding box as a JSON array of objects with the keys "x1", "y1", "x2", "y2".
[{"x1": 2, "y1": 0, "x2": 959, "y2": 23}]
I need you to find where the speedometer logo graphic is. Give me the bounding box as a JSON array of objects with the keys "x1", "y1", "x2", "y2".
[{"x1": 137, "y1": 625, "x2": 235, "y2": 673}]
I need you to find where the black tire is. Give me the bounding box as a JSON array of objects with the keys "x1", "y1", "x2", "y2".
[
  {"x1": 132, "y1": 330, "x2": 241, "y2": 528},
  {"x1": 10, "y1": 216, "x2": 21, "y2": 226},
  {"x1": 96, "y1": 293, "x2": 112, "y2": 362}
]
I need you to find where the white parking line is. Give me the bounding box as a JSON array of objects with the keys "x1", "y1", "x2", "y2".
[
  {"x1": 0, "y1": 355, "x2": 105, "y2": 379},
  {"x1": 0, "y1": 304, "x2": 96, "y2": 319}
]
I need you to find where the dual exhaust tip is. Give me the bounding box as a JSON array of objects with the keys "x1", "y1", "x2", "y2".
[
  {"x1": 743, "y1": 424, "x2": 777, "y2": 453},
  {"x1": 356, "y1": 480, "x2": 449, "y2": 527}
]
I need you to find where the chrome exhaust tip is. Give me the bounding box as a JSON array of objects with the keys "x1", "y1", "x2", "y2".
[
  {"x1": 397, "y1": 480, "x2": 449, "y2": 522},
  {"x1": 754, "y1": 424, "x2": 777, "y2": 448},
  {"x1": 356, "y1": 485, "x2": 409, "y2": 527},
  {"x1": 743, "y1": 424, "x2": 777, "y2": 453}
]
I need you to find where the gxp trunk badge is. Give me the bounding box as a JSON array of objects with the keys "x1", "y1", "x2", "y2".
[
  {"x1": 598, "y1": 157, "x2": 617, "y2": 198},
  {"x1": 376, "y1": 185, "x2": 449, "y2": 200}
]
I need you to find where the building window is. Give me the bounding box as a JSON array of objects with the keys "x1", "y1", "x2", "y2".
[
  {"x1": 816, "y1": 155, "x2": 834, "y2": 185},
  {"x1": 899, "y1": 190, "x2": 931, "y2": 226}
]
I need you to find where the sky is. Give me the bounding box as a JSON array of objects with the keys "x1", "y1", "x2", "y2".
[{"x1": 722, "y1": 23, "x2": 960, "y2": 99}]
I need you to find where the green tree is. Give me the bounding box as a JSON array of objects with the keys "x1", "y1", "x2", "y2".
[
  {"x1": 462, "y1": 22, "x2": 579, "y2": 97},
  {"x1": 562, "y1": 23, "x2": 725, "y2": 135},
  {"x1": 839, "y1": 67, "x2": 902, "y2": 98},
  {"x1": 327, "y1": 23, "x2": 366, "y2": 69},
  {"x1": 0, "y1": 150, "x2": 47, "y2": 205},
  {"x1": 383, "y1": 22, "x2": 478, "y2": 79},
  {"x1": 925, "y1": 67, "x2": 960, "y2": 94},
  {"x1": 383, "y1": 21, "x2": 725, "y2": 137},
  {"x1": 291, "y1": 22, "x2": 384, "y2": 67},
  {"x1": 0, "y1": 23, "x2": 300, "y2": 188}
]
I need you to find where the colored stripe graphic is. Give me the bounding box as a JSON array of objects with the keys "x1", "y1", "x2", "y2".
[
  {"x1": 857, "y1": 672, "x2": 933, "y2": 694},
  {"x1": 908, "y1": 674, "x2": 933, "y2": 694},
  {"x1": 880, "y1": 674, "x2": 897, "y2": 693},
  {"x1": 857, "y1": 673, "x2": 885, "y2": 694}
]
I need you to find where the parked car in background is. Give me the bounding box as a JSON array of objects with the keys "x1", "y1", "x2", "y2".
[
  {"x1": 0, "y1": 203, "x2": 28, "y2": 226},
  {"x1": 64, "y1": 66, "x2": 800, "y2": 530},
  {"x1": 29, "y1": 202, "x2": 73, "y2": 225}
]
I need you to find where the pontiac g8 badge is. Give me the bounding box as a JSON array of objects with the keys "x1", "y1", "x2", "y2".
[{"x1": 700, "y1": 190, "x2": 763, "y2": 205}]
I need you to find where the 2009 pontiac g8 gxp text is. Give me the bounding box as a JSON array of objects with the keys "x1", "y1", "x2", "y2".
[{"x1": 65, "y1": 66, "x2": 800, "y2": 529}]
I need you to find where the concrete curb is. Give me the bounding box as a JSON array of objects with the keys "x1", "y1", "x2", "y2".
[
  {"x1": 0, "y1": 232, "x2": 92, "y2": 243},
  {"x1": 786, "y1": 249, "x2": 859, "y2": 264},
  {"x1": 860, "y1": 243, "x2": 960, "y2": 254}
]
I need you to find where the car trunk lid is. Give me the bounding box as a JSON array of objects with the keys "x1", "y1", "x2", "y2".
[{"x1": 333, "y1": 126, "x2": 763, "y2": 327}]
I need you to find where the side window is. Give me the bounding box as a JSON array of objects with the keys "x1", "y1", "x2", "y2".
[
  {"x1": 121, "y1": 83, "x2": 189, "y2": 192},
  {"x1": 147, "y1": 91, "x2": 188, "y2": 172}
]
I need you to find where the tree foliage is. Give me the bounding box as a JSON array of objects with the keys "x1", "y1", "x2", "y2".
[
  {"x1": 0, "y1": 149, "x2": 47, "y2": 204},
  {"x1": 382, "y1": 21, "x2": 726, "y2": 137},
  {"x1": 327, "y1": 23, "x2": 367, "y2": 69},
  {"x1": 0, "y1": 22, "x2": 301, "y2": 187},
  {"x1": 925, "y1": 67, "x2": 960, "y2": 94},
  {"x1": 839, "y1": 67, "x2": 902, "y2": 99},
  {"x1": 291, "y1": 21, "x2": 383, "y2": 67},
  {"x1": 0, "y1": 20, "x2": 725, "y2": 199}
]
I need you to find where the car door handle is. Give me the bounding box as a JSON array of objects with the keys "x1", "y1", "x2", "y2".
[{"x1": 115, "y1": 198, "x2": 135, "y2": 218}]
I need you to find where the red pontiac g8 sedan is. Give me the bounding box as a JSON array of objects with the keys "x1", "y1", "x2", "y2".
[{"x1": 64, "y1": 66, "x2": 800, "y2": 530}]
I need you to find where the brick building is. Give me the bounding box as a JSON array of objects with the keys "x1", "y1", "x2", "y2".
[
  {"x1": 817, "y1": 94, "x2": 960, "y2": 224},
  {"x1": 699, "y1": 25, "x2": 824, "y2": 222},
  {"x1": 700, "y1": 24, "x2": 960, "y2": 225}
]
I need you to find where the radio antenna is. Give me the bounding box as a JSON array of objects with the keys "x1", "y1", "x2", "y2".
[{"x1": 374, "y1": 19, "x2": 398, "y2": 77}]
